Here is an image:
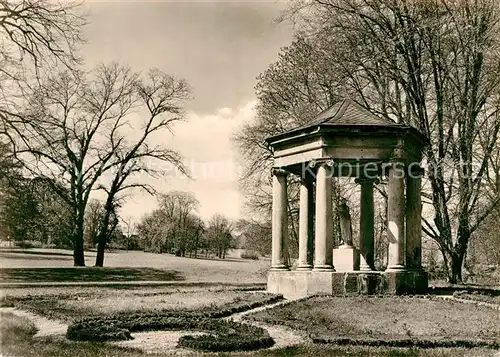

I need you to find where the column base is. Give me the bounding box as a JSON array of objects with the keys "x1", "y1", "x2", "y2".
[
  {"x1": 270, "y1": 264, "x2": 289, "y2": 271},
  {"x1": 312, "y1": 265, "x2": 335, "y2": 272},
  {"x1": 385, "y1": 264, "x2": 405, "y2": 271},
  {"x1": 296, "y1": 264, "x2": 313, "y2": 271}
]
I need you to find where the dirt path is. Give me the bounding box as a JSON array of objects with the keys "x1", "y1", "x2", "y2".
[
  {"x1": 224, "y1": 297, "x2": 311, "y2": 349},
  {"x1": 0, "y1": 307, "x2": 68, "y2": 337},
  {"x1": 113, "y1": 331, "x2": 204, "y2": 355}
]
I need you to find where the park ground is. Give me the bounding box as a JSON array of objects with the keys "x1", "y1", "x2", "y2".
[{"x1": 0, "y1": 248, "x2": 499, "y2": 357}]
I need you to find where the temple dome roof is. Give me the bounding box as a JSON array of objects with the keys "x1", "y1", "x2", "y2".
[{"x1": 296, "y1": 98, "x2": 398, "y2": 130}]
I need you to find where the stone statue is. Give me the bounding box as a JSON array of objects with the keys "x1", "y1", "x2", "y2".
[{"x1": 338, "y1": 198, "x2": 353, "y2": 247}]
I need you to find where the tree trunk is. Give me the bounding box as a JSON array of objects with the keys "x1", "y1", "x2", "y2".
[
  {"x1": 443, "y1": 248, "x2": 466, "y2": 284},
  {"x1": 95, "y1": 234, "x2": 106, "y2": 267},
  {"x1": 73, "y1": 213, "x2": 85, "y2": 266},
  {"x1": 450, "y1": 254, "x2": 463, "y2": 284},
  {"x1": 95, "y1": 204, "x2": 112, "y2": 267},
  {"x1": 73, "y1": 236, "x2": 85, "y2": 266}
]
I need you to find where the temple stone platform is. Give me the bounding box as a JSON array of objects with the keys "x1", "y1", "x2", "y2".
[{"x1": 268, "y1": 270, "x2": 428, "y2": 299}]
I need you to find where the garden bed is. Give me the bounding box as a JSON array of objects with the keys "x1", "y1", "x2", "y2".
[
  {"x1": 2, "y1": 286, "x2": 273, "y2": 322},
  {"x1": 245, "y1": 295, "x2": 500, "y2": 348},
  {"x1": 65, "y1": 294, "x2": 282, "y2": 352},
  {"x1": 2, "y1": 310, "x2": 499, "y2": 356}
]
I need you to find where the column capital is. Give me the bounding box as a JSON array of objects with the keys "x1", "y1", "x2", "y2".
[
  {"x1": 308, "y1": 159, "x2": 335, "y2": 169},
  {"x1": 272, "y1": 167, "x2": 289, "y2": 177}
]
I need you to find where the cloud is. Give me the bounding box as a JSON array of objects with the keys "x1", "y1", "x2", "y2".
[{"x1": 120, "y1": 100, "x2": 257, "y2": 223}]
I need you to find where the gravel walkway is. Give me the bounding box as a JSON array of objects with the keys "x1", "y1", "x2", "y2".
[
  {"x1": 224, "y1": 297, "x2": 311, "y2": 349},
  {"x1": 0, "y1": 307, "x2": 68, "y2": 337},
  {"x1": 113, "y1": 331, "x2": 206, "y2": 355}
]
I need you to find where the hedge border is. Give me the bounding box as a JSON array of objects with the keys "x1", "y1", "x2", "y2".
[{"x1": 311, "y1": 335, "x2": 500, "y2": 349}]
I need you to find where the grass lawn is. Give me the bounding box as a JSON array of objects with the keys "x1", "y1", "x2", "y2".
[
  {"x1": 2, "y1": 285, "x2": 274, "y2": 322},
  {"x1": 246, "y1": 296, "x2": 500, "y2": 343},
  {"x1": 0, "y1": 248, "x2": 269, "y2": 284},
  {"x1": 2, "y1": 249, "x2": 499, "y2": 356},
  {"x1": 2, "y1": 312, "x2": 498, "y2": 357}
]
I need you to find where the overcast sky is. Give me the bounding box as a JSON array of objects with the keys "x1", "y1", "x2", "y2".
[{"x1": 82, "y1": 1, "x2": 293, "y2": 222}]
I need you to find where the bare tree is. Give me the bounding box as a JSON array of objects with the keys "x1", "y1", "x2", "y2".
[
  {"x1": 94, "y1": 69, "x2": 191, "y2": 266},
  {"x1": 235, "y1": 218, "x2": 272, "y2": 256},
  {"x1": 206, "y1": 214, "x2": 234, "y2": 259},
  {"x1": 281, "y1": 0, "x2": 500, "y2": 282},
  {"x1": 136, "y1": 191, "x2": 202, "y2": 257},
  {"x1": 0, "y1": 0, "x2": 85, "y2": 146},
  {"x1": 0, "y1": 0, "x2": 84, "y2": 66},
  {"x1": 159, "y1": 191, "x2": 200, "y2": 257},
  {"x1": 17, "y1": 63, "x2": 191, "y2": 266}
]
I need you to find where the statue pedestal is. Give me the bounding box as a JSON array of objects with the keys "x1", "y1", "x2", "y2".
[{"x1": 332, "y1": 246, "x2": 360, "y2": 271}]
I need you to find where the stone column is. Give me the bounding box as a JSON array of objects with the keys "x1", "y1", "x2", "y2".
[
  {"x1": 313, "y1": 162, "x2": 335, "y2": 271},
  {"x1": 386, "y1": 162, "x2": 406, "y2": 270},
  {"x1": 356, "y1": 177, "x2": 377, "y2": 271},
  {"x1": 307, "y1": 179, "x2": 315, "y2": 266},
  {"x1": 297, "y1": 178, "x2": 313, "y2": 270},
  {"x1": 406, "y1": 165, "x2": 423, "y2": 270},
  {"x1": 271, "y1": 168, "x2": 289, "y2": 270}
]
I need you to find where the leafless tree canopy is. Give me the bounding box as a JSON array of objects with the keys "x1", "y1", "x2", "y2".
[
  {"x1": 0, "y1": 0, "x2": 86, "y2": 161},
  {"x1": 0, "y1": 0, "x2": 85, "y2": 67},
  {"x1": 15, "y1": 63, "x2": 192, "y2": 266},
  {"x1": 235, "y1": 0, "x2": 500, "y2": 282}
]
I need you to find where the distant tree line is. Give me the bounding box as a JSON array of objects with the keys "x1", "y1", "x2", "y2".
[{"x1": 136, "y1": 191, "x2": 237, "y2": 259}]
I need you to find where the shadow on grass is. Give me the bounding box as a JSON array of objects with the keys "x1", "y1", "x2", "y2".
[
  {"x1": 0, "y1": 253, "x2": 71, "y2": 261},
  {"x1": 0, "y1": 249, "x2": 98, "y2": 261},
  {"x1": 0, "y1": 267, "x2": 185, "y2": 283},
  {"x1": 0, "y1": 249, "x2": 75, "y2": 257}
]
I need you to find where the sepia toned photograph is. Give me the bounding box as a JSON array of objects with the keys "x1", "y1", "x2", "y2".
[{"x1": 0, "y1": 0, "x2": 499, "y2": 356}]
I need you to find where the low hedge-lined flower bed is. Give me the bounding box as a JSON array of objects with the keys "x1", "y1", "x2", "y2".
[
  {"x1": 65, "y1": 294, "x2": 281, "y2": 352},
  {"x1": 6, "y1": 289, "x2": 276, "y2": 322},
  {"x1": 178, "y1": 321, "x2": 273, "y2": 352},
  {"x1": 245, "y1": 295, "x2": 500, "y2": 349},
  {"x1": 453, "y1": 291, "x2": 500, "y2": 306},
  {"x1": 311, "y1": 335, "x2": 500, "y2": 349},
  {"x1": 67, "y1": 316, "x2": 274, "y2": 351}
]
